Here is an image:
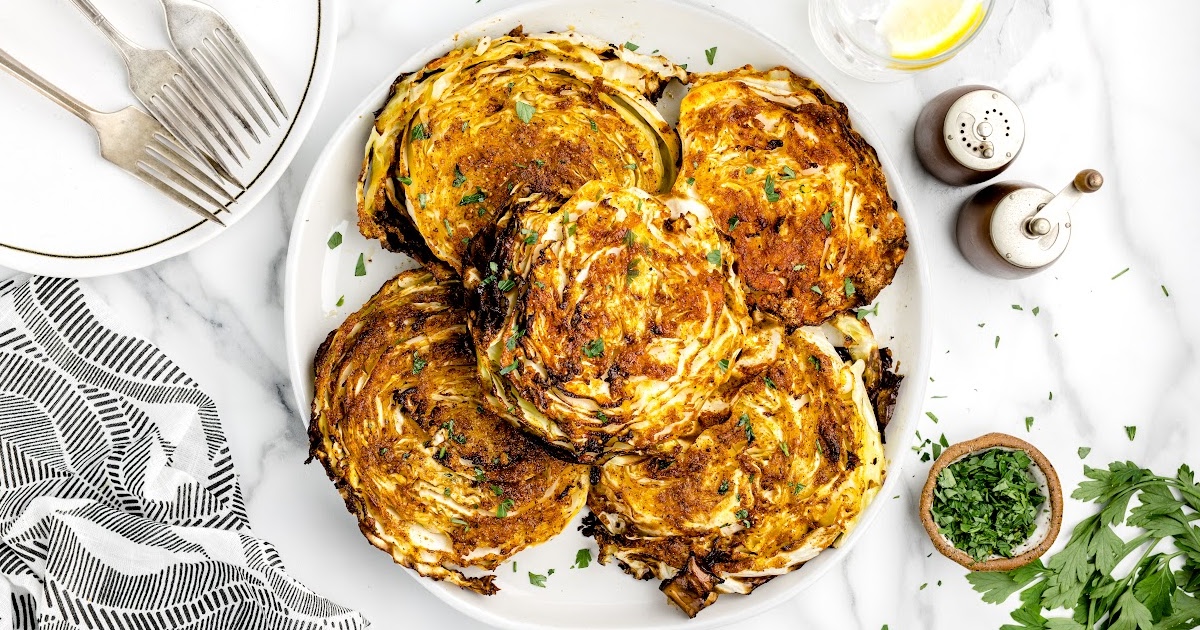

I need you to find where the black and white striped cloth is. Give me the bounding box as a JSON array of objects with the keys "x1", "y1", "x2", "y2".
[{"x1": 0, "y1": 276, "x2": 368, "y2": 630}]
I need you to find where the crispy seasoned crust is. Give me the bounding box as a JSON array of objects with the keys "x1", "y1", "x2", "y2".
[
  {"x1": 357, "y1": 31, "x2": 686, "y2": 277},
  {"x1": 587, "y1": 326, "x2": 886, "y2": 616},
  {"x1": 675, "y1": 66, "x2": 908, "y2": 326},
  {"x1": 308, "y1": 270, "x2": 589, "y2": 594},
  {"x1": 465, "y1": 181, "x2": 750, "y2": 463}
]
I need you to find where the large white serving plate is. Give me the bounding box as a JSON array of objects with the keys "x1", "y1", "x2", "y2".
[
  {"x1": 284, "y1": 0, "x2": 931, "y2": 627},
  {"x1": 0, "y1": 0, "x2": 335, "y2": 277}
]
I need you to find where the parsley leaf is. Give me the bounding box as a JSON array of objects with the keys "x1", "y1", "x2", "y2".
[
  {"x1": 583, "y1": 338, "x2": 605, "y2": 358},
  {"x1": 528, "y1": 571, "x2": 547, "y2": 587},
  {"x1": 412, "y1": 353, "x2": 427, "y2": 374},
  {"x1": 573, "y1": 548, "x2": 591, "y2": 569},
  {"x1": 764, "y1": 174, "x2": 780, "y2": 203},
  {"x1": 459, "y1": 187, "x2": 486, "y2": 206},
  {"x1": 327, "y1": 232, "x2": 342, "y2": 249},
  {"x1": 452, "y1": 164, "x2": 467, "y2": 188},
  {"x1": 704, "y1": 46, "x2": 717, "y2": 65},
  {"x1": 707, "y1": 249, "x2": 722, "y2": 266},
  {"x1": 410, "y1": 122, "x2": 429, "y2": 141},
  {"x1": 496, "y1": 498, "x2": 515, "y2": 518},
  {"x1": 354, "y1": 253, "x2": 367, "y2": 277},
  {"x1": 624, "y1": 41, "x2": 639, "y2": 51},
  {"x1": 515, "y1": 101, "x2": 536, "y2": 124}
]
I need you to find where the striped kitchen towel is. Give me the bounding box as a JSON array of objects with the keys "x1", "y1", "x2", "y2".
[{"x1": 0, "y1": 276, "x2": 368, "y2": 630}]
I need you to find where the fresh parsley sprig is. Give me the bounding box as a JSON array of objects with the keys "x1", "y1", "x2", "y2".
[{"x1": 967, "y1": 461, "x2": 1200, "y2": 629}]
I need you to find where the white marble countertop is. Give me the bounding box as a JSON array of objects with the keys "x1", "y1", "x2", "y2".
[{"x1": 4, "y1": 0, "x2": 1198, "y2": 628}]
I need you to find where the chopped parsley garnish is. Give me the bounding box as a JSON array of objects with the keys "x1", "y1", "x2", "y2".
[
  {"x1": 496, "y1": 498, "x2": 515, "y2": 518},
  {"x1": 1077, "y1": 446, "x2": 1091, "y2": 459},
  {"x1": 820, "y1": 209, "x2": 833, "y2": 231},
  {"x1": 717, "y1": 358, "x2": 730, "y2": 372},
  {"x1": 522, "y1": 229, "x2": 538, "y2": 245},
  {"x1": 855, "y1": 303, "x2": 879, "y2": 320},
  {"x1": 443, "y1": 219, "x2": 453, "y2": 235},
  {"x1": 1162, "y1": 285, "x2": 1170, "y2": 297},
  {"x1": 718, "y1": 479, "x2": 729, "y2": 494},
  {"x1": 780, "y1": 442, "x2": 790, "y2": 456},
  {"x1": 995, "y1": 336, "x2": 1000, "y2": 348},
  {"x1": 624, "y1": 41, "x2": 639, "y2": 51},
  {"x1": 626, "y1": 258, "x2": 640, "y2": 285},
  {"x1": 497, "y1": 278, "x2": 516, "y2": 292},
  {"x1": 396, "y1": 176, "x2": 412, "y2": 185},
  {"x1": 764, "y1": 376, "x2": 776, "y2": 390},
  {"x1": 736, "y1": 413, "x2": 755, "y2": 443},
  {"x1": 931, "y1": 448, "x2": 1045, "y2": 563},
  {"x1": 417, "y1": 192, "x2": 429, "y2": 209},
  {"x1": 515, "y1": 101, "x2": 536, "y2": 124},
  {"x1": 596, "y1": 410, "x2": 609, "y2": 422},
  {"x1": 807, "y1": 355, "x2": 821, "y2": 372},
  {"x1": 450, "y1": 517, "x2": 469, "y2": 529},
  {"x1": 327, "y1": 231, "x2": 342, "y2": 249},
  {"x1": 499, "y1": 359, "x2": 519, "y2": 375},
  {"x1": 686, "y1": 177, "x2": 696, "y2": 186},
  {"x1": 780, "y1": 165, "x2": 797, "y2": 180},
  {"x1": 844, "y1": 278, "x2": 856, "y2": 297},
  {"x1": 336, "y1": 296, "x2": 345, "y2": 307},
  {"x1": 926, "y1": 411, "x2": 939, "y2": 423},
  {"x1": 490, "y1": 485, "x2": 504, "y2": 496},
  {"x1": 582, "y1": 338, "x2": 605, "y2": 358},
  {"x1": 506, "y1": 327, "x2": 524, "y2": 352},
  {"x1": 528, "y1": 572, "x2": 547, "y2": 587},
  {"x1": 791, "y1": 482, "x2": 806, "y2": 495},
  {"x1": 763, "y1": 174, "x2": 780, "y2": 202},
  {"x1": 624, "y1": 163, "x2": 637, "y2": 170},
  {"x1": 412, "y1": 353, "x2": 427, "y2": 374},
  {"x1": 707, "y1": 249, "x2": 722, "y2": 266},
  {"x1": 623, "y1": 229, "x2": 636, "y2": 247},
  {"x1": 459, "y1": 187, "x2": 486, "y2": 206},
  {"x1": 1025, "y1": 416, "x2": 1034, "y2": 431},
  {"x1": 573, "y1": 549, "x2": 591, "y2": 569},
  {"x1": 810, "y1": 285, "x2": 823, "y2": 295},
  {"x1": 452, "y1": 165, "x2": 467, "y2": 188},
  {"x1": 534, "y1": 158, "x2": 545, "y2": 167},
  {"x1": 1111, "y1": 267, "x2": 1130, "y2": 280},
  {"x1": 735, "y1": 509, "x2": 750, "y2": 527},
  {"x1": 1125, "y1": 425, "x2": 1137, "y2": 440},
  {"x1": 745, "y1": 166, "x2": 757, "y2": 174},
  {"x1": 1032, "y1": 306, "x2": 1040, "y2": 316},
  {"x1": 587, "y1": 117, "x2": 598, "y2": 132},
  {"x1": 704, "y1": 46, "x2": 717, "y2": 65},
  {"x1": 354, "y1": 253, "x2": 367, "y2": 277},
  {"x1": 793, "y1": 264, "x2": 807, "y2": 271},
  {"x1": 728, "y1": 216, "x2": 740, "y2": 231},
  {"x1": 1012, "y1": 304, "x2": 1023, "y2": 310},
  {"x1": 410, "y1": 122, "x2": 429, "y2": 141}
]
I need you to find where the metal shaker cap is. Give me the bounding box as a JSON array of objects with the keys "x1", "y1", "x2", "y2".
[
  {"x1": 989, "y1": 187, "x2": 1070, "y2": 269},
  {"x1": 943, "y1": 89, "x2": 1025, "y2": 173}
]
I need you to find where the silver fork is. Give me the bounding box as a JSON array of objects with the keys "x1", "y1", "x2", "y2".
[
  {"x1": 159, "y1": 0, "x2": 288, "y2": 140},
  {"x1": 0, "y1": 47, "x2": 228, "y2": 226},
  {"x1": 66, "y1": 0, "x2": 247, "y2": 190}
]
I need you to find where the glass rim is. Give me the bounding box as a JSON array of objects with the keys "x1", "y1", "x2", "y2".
[{"x1": 823, "y1": 0, "x2": 997, "y2": 69}]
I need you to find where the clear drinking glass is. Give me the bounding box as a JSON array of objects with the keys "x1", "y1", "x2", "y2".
[{"x1": 810, "y1": 0, "x2": 995, "y2": 82}]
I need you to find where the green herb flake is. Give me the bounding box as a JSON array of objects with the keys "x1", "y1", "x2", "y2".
[
  {"x1": 450, "y1": 517, "x2": 469, "y2": 529},
  {"x1": 410, "y1": 122, "x2": 429, "y2": 141},
  {"x1": 573, "y1": 548, "x2": 591, "y2": 569},
  {"x1": 844, "y1": 278, "x2": 856, "y2": 297},
  {"x1": 686, "y1": 177, "x2": 696, "y2": 187},
  {"x1": 1125, "y1": 425, "x2": 1137, "y2": 440},
  {"x1": 497, "y1": 278, "x2": 516, "y2": 292},
  {"x1": 624, "y1": 41, "x2": 639, "y2": 51},
  {"x1": 412, "y1": 353, "x2": 427, "y2": 375},
  {"x1": 745, "y1": 166, "x2": 757, "y2": 174},
  {"x1": 931, "y1": 448, "x2": 1044, "y2": 563},
  {"x1": 515, "y1": 101, "x2": 536, "y2": 124},
  {"x1": 417, "y1": 192, "x2": 429, "y2": 209},
  {"x1": 528, "y1": 571, "x2": 547, "y2": 587},
  {"x1": 1032, "y1": 306, "x2": 1040, "y2": 316},
  {"x1": 458, "y1": 187, "x2": 487, "y2": 206},
  {"x1": 626, "y1": 258, "x2": 640, "y2": 285},
  {"x1": 764, "y1": 376, "x2": 776, "y2": 390},
  {"x1": 807, "y1": 355, "x2": 821, "y2": 372},
  {"x1": 1111, "y1": 267, "x2": 1130, "y2": 280},
  {"x1": 855, "y1": 303, "x2": 879, "y2": 320},
  {"x1": 717, "y1": 358, "x2": 730, "y2": 372},
  {"x1": 926, "y1": 411, "x2": 939, "y2": 424},
  {"x1": 810, "y1": 285, "x2": 823, "y2": 295},
  {"x1": 1012, "y1": 304, "x2": 1023, "y2": 311},
  {"x1": 920, "y1": 583, "x2": 928, "y2": 591},
  {"x1": 452, "y1": 165, "x2": 467, "y2": 188},
  {"x1": 707, "y1": 249, "x2": 722, "y2": 266},
  {"x1": 490, "y1": 484, "x2": 504, "y2": 496},
  {"x1": 736, "y1": 413, "x2": 755, "y2": 443},
  {"x1": 506, "y1": 327, "x2": 524, "y2": 352},
  {"x1": 396, "y1": 176, "x2": 413, "y2": 186},
  {"x1": 1076, "y1": 446, "x2": 1091, "y2": 459},
  {"x1": 583, "y1": 338, "x2": 605, "y2": 358},
  {"x1": 1162, "y1": 285, "x2": 1170, "y2": 297},
  {"x1": 704, "y1": 46, "x2": 717, "y2": 65},
  {"x1": 496, "y1": 498, "x2": 515, "y2": 518},
  {"x1": 994, "y1": 335, "x2": 1000, "y2": 348},
  {"x1": 1025, "y1": 416, "x2": 1034, "y2": 431},
  {"x1": 443, "y1": 219, "x2": 453, "y2": 235},
  {"x1": 327, "y1": 232, "x2": 343, "y2": 249},
  {"x1": 781, "y1": 442, "x2": 790, "y2": 456},
  {"x1": 335, "y1": 296, "x2": 345, "y2": 307},
  {"x1": 780, "y1": 165, "x2": 797, "y2": 180},
  {"x1": 728, "y1": 216, "x2": 740, "y2": 231},
  {"x1": 764, "y1": 174, "x2": 780, "y2": 202},
  {"x1": 499, "y1": 359, "x2": 519, "y2": 375},
  {"x1": 718, "y1": 479, "x2": 729, "y2": 494},
  {"x1": 354, "y1": 253, "x2": 367, "y2": 277},
  {"x1": 588, "y1": 117, "x2": 598, "y2": 132}
]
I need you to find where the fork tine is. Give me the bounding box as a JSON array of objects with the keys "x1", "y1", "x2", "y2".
[
  {"x1": 194, "y1": 42, "x2": 267, "y2": 138},
  {"x1": 147, "y1": 93, "x2": 244, "y2": 188},
  {"x1": 216, "y1": 26, "x2": 287, "y2": 119},
  {"x1": 143, "y1": 144, "x2": 230, "y2": 211},
  {"x1": 211, "y1": 30, "x2": 278, "y2": 126},
  {"x1": 134, "y1": 160, "x2": 225, "y2": 226},
  {"x1": 158, "y1": 82, "x2": 241, "y2": 165},
  {"x1": 152, "y1": 132, "x2": 235, "y2": 205},
  {"x1": 173, "y1": 71, "x2": 249, "y2": 159},
  {"x1": 187, "y1": 46, "x2": 261, "y2": 142}
]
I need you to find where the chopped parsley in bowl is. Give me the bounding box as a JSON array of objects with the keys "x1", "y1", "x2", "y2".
[{"x1": 931, "y1": 448, "x2": 1045, "y2": 562}]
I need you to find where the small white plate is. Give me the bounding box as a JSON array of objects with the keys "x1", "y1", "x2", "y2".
[
  {"x1": 284, "y1": 1, "x2": 932, "y2": 628},
  {"x1": 0, "y1": 0, "x2": 336, "y2": 278}
]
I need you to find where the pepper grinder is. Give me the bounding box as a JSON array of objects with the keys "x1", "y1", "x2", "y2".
[
  {"x1": 915, "y1": 86, "x2": 1026, "y2": 185},
  {"x1": 957, "y1": 170, "x2": 1104, "y2": 278}
]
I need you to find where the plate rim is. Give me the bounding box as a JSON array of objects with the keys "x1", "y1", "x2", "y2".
[
  {"x1": 0, "y1": 0, "x2": 338, "y2": 278},
  {"x1": 283, "y1": 0, "x2": 933, "y2": 627}
]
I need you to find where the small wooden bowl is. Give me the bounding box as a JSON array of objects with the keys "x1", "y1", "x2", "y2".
[{"x1": 919, "y1": 432, "x2": 1063, "y2": 572}]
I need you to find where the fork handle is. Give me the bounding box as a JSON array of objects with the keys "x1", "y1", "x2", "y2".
[
  {"x1": 66, "y1": 0, "x2": 143, "y2": 62},
  {"x1": 0, "y1": 48, "x2": 98, "y2": 124}
]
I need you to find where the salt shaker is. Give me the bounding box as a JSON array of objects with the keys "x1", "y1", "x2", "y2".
[
  {"x1": 915, "y1": 86, "x2": 1025, "y2": 185},
  {"x1": 956, "y1": 169, "x2": 1104, "y2": 278}
]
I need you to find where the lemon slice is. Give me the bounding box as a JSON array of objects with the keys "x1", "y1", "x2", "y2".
[{"x1": 878, "y1": 0, "x2": 985, "y2": 61}]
